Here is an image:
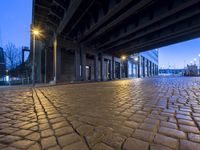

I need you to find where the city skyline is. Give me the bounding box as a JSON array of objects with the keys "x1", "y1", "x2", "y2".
[
  {"x1": 159, "y1": 38, "x2": 200, "y2": 69},
  {"x1": 0, "y1": 0, "x2": 200, "y2": 69}
]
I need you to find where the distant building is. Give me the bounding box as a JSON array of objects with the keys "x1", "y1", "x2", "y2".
[
  {"x1": 159, "y1": 69, "x2": 185, "y2": 76},
  {"x1": 185, "y1": 64, "x2": 198, "y2": 76},
  {"x1": 123, "y1": 49, "x2": 159, "y2": 78},
  {"x1": 0, "y1": 47, "x2": 6, "y2": 79}
]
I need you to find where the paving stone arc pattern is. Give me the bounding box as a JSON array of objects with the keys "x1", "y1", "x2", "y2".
[{"x1": 0, "y1": 77, "x2": 200, "y2": 150}]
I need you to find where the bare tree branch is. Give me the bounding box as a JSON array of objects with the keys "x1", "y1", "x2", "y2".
[{"x1": 4, "y1": 43, "x2": 22, "y2": 70}]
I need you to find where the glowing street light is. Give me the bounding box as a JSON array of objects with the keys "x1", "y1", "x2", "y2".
[
  {"x1": 134, "y1": 56, "x2": 138, "y2": 62},
  {"x1": 193, "y1": 58, "x2": 197, "y2": 65},
  {"x1": 121, "y1": 55, "x2": 126, "y2": 61},
  {"x1": 33, "y1": 30, "x2": 40, "y2": 36},
  {"x1": 32, "y1": 27, "x2": 41, "y2": 86},
  {"x1": 198, "y1": 54, "x2": 200, "y2": 75}
]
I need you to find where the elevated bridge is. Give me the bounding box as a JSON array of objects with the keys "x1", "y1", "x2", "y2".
[{"x1": 32, "y1": 0, "x2": 200, "y2": 83}]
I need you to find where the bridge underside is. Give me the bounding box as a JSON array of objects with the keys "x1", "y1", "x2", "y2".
[{"x1": 32, "y1": 0, "x2": 200, "y2": 83}]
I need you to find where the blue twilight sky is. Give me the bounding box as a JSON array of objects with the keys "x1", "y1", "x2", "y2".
[
  {"x1": 0, "y1": 0, "x2": 32, "y2": 48},
  {"x1": 159, "y1": 38, "x2": 200, "y2": 69},
  {"x1": 0, "y1": 0, "x2": 200, "y2": 69}
]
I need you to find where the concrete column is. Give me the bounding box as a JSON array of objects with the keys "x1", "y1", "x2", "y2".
[
  {"x1": 56, "y1": 48, "x2": 61, "y2": 82},
  {"x1": 53, "y1": 35, "x2": 61, "y2": 83},
  {"x1": 119, "y1": 62, "x2": 122, "y2": 79},
  {"x1": 147, "y1": 60, "x2": 149, "y2": 77},
  {"x1": 143, "y1": 58, "x2": 145, "y2": 77},
  {"x1": 125, "y1": 60, "x2": 128, "y2": 78},
  {"x1": 152, "y1": 63, "x2": 155, "y2": 76},
  {"x1": 75, "y1": 49, "x2": 80, "y2": 81},
  {"x1": 156, "y1": 65, "x2": 158, "y2": 75},
  {"x1": 149, "y1": 61, "x2": 152, "y2": 76},
  {"x1": 94, "y1": 55, "x2": 99, "y2": 81},
  {"x1": 44, "y1": 48, "x2": 47, "y2": 83},
  {"x1": 80, "y1": 47, "x2": 86, "y2": 81},
  {"x1": 100, "y1": 53, "x2": 104, "y2": 81},
  {"x1": 138, "y1": 56, "x2": 141, "y2": 78},
  {"x1": 109, "y1": 59, "x2": 112, "y2": 80},
  {"x1": 112, "y1": 56, "x2": 116, "y2": 79}
]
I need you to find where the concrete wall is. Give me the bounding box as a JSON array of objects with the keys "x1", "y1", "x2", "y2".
[
  {"x1": 85, "y1": 57, "x2": 95, "y2": 81},
  {"x1": 60, "y1": 50, "x2": 75, "y2": 81}
]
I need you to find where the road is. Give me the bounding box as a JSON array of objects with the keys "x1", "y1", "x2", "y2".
[{"x1": 0, "y1": 77, "x2": 200, "y2": 150}]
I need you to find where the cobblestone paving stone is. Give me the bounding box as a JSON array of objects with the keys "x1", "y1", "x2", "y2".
[{"x1": 0, "y1": 77, "x2": 200, "y2": 150}]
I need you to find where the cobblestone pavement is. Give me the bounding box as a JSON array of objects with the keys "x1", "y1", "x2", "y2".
[{"x1": 0, "y1": 77, "x2": 200, "y2": 150}]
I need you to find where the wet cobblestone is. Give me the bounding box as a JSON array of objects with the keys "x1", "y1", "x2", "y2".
[{"x1": 0, "y1": 77, "x2": 200, "y2": 150}]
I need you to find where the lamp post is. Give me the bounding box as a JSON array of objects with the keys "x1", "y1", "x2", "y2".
[
  {"x1": 133, "y1": 56, "x2": 139, "y2": 77},
  {"x1": 193, "y1": 58, "x2": 197, "y2": 65},
  {"x1": 121, "y1": 55, "x2": 127, "y2": 78},
  {"x1": 32, "y1": 29, "x2": 40, "y2": 86},
  {"x1": 198, "y1": 54, "x2": 200, "y2": 75}
]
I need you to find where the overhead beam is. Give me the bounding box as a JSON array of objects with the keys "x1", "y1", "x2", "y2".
[
  {"x1": 35, "y1": 3, "x2": 49, "y2": 10},
  {"x1": 134, "y1": 25, "x2": 200, "y2": 51},
  {"x1": 98, "y1": 0, "x2": 200, "y2": 50},
  {"x1": 101, "y1": 7, "x2": 200, "y2": 52},
  {"x1": 48, "y1": 11, "x2": 62, "y2": 20},
  {"x1": 126, "y1": 28, "x2": 200, "y2": 55},
  {"x1": 80, "y1": 0, "x2": 155, "y2": 43},
  {"x1": 57, "y1": 0, "x2": 83, "y2": 34},
  {"x1": 53, "y1": 0, "x2": 66, "y2": 10},
  {"x1": 117, "y1": 23, "x2": 200, "y2": 55},
  {"x1": 66, "y1": 0, "x2": 96, "y2": 36},
  {"x1": 78, "y1": 0, "x2": 133, "y2": 42}
]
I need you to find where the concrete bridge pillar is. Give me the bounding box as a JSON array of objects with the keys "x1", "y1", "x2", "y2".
[
  {"x1": 147, "y1": 60, "x2": 149, "y2": 77},
  {"x1": 94, "y1": 54, "x2": 99, "y2": 81},
  {"x1": 112, "y1": 56, "x2": 116, "y2": 80},
  {"x1": 100, "y1": 53, "x2": 105, "y2": 81},
  {"x1": 109, "y1": 59, "x2": 112, "y2": 80},
  {"x1": 75, "y1": 49, "x2": 81, "y2": 81},
  {"x1": 138, "y1": 56, "x2": 141, "y2": 78},
  {"x1": 53, "y1": 34, "x2": 61, "y2": 83},
  {"x1": 81, "y1": 46, "x2": 86, "y2": 81}
]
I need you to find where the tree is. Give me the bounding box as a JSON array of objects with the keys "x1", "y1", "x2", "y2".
[{"x1": 4, "y1": 43, "x2": 22, "y2": 70}]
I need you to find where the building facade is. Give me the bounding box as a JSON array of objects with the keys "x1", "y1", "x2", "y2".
[
  {"x1": 159, "y1": 69, "x2": 185, "y2": 76},
  {"x1": 125, "y1": 50, "x2": 159, "y2": 78},
  {"x1": 185, "y1": 64, "x2": 198, "y2": 76},
  {"x1": 0, "y1": 47, "x2": 6, "y2": 79},
  {"x1": 34, "y1": 41, "x2": 158, "y2": 83}
]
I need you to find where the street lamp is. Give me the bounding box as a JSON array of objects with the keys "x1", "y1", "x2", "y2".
[
  {"x1": 198, "y1": 54, "x2": 200, "y2": 75},
  {"x1": 32, "y1": 28, "x2": 41, "y2": 86},
  {"x1": 121, "y1": 55, "x2": 126, "y2": 61},
  {"x1": 121, "y1": 55, "x2": 127, "y2": 78},
  {"x1": 134, "y1": 56, "x2": 138, "y2": 62},
  {"x1": 193, "y1": 58, "x2": 197, "y2": 65}
]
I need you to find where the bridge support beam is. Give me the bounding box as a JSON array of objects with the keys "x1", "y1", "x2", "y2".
[
  {"x1": 112, "y1": 56, "x2": 116, "y2": 80},
  {"x1": 81, "y1": 46, "x2": 86, "y2": 81},
  {"x1": 75, "y1": 49, "x2": 81, "y2": 81},
  {"x1": 94, "y1": 54, "x2": 99, "y2": 81},
  {"x1": 53, "y1": 35, "x2": 61, "y2": 83},
  {"x1": 100, "y1": 53, "x2": 105, "y2": 81}
]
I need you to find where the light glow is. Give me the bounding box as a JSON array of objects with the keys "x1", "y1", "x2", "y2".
[
  {"x1": 6, "y1": 75, "x2": 9, "y2": 82},
  {"x1": 32, "y1": 27, "x2": 42, "y2": 36},
  {"x1": 121, "y1": 55, "x2": 126, "y2": 60},
  {"x1": 134, "y1": 57, "x2": 138, "y2": 62}
]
